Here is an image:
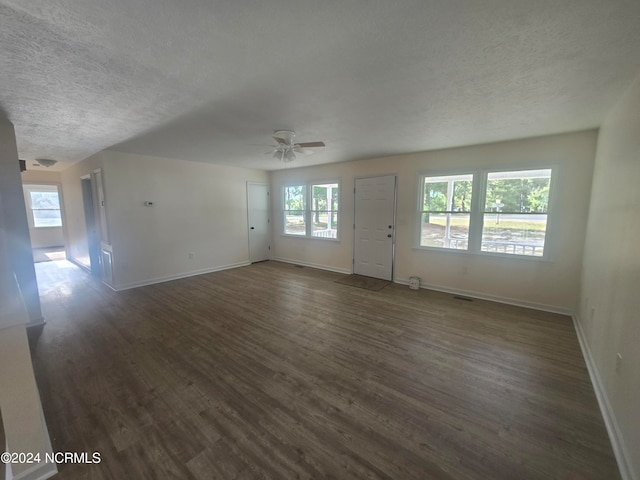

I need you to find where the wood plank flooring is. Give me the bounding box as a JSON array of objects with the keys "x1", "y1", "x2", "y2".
[{"x1": 31, "y1": 260, "x2": 620, "y2": 479}]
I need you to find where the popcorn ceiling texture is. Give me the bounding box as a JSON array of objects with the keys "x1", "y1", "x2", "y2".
[{"x1": 1, "y1": 0, "x2": 639, "y2": 170}]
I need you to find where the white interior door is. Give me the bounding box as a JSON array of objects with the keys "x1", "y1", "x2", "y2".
[
  {"x1": 247, "y1": 182, "x2": 270, "y2": 263},
  {"x1": 354, "y1": 175, "x2": 396, "y2": 280}
]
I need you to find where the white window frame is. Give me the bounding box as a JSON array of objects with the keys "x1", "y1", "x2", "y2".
[
  {"x1": 282, "y1": 180, "x2": 340, "y2": 241},
  {"x1": 416, "y1": 166, "x2": 556, "y2": 259},
  {"x1": 23, "y1": 184, "x2": 63, "y2": 229}
]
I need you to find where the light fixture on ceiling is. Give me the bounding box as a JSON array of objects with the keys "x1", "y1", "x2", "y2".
[
  {"x1": 266, "y1": 130, "x2": 325, "y2": 163},
  {"x1": 283, "y1": 149, "x2": 296, "y2": 163},
  {"x1": 35, "y1": 158, "x2": 58, "y2": 168}
]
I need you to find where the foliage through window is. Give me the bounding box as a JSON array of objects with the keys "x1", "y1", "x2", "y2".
[
  {"x1": 284, "y1": 185, "x2": 306, "y2": 235},
  {"x1": 418, "y1": 168, "x2": 553, "y2": 257},
  {"x1": 283, "y1": 182, "x2": 339, "y2": 239},
  {"x1": 24, "y1": 185, "x2": 63, "y2": 228},
  {"x1": 420, "y1": 174, "x2": 474, "y2": 250},
  {"x1": 481, "y1": 169, "x2": 551, "y2": 256}
]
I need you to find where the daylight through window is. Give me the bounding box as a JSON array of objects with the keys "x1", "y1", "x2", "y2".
[
  {"x1": 25, "y1": 186, "x2": 63, "y2": 228},
  {"x1": 481, "y1": 169, "x2": 551, "y2": 256},
  {"x1": 283, "y1": 182, "x2": 339, "y2": 239},
  {"x1": 284, "y1": 185, "x2": 306, "y2": 235},
  {"x1": 418, "y1": 168, "x2": 552, "y2": 257},
  {"x1": 419, "y1": 174, "x2": 473, "y2": 250}
]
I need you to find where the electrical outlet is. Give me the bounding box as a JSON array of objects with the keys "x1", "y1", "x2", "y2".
[
  {"x1": 188, "y1": 252, "x2": 195, "y2": 260},
  {"x1": 616, "y1": 353, "x2": 623, "y2": 373}
]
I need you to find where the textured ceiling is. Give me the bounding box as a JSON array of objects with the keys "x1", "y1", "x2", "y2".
[{"x1": 1, "y1": 0, "x2": 639, "y2": 171}]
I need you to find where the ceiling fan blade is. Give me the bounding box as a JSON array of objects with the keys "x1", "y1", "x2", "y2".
[
  {"x1": 273, "y1": 136, "x2": 288, "y2": 145},
  {"x1": 293, "y1": 147, "x2": 315, "y2": 155},
  {"x1": 295, "y1": 141, "x2": 325, "y2": 148}
]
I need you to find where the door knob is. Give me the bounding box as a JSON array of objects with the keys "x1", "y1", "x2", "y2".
[
  {"x1": 387, "y1": 234, "x2": 392, "y2": 238},
  {"x1": 250, "y1": 227, "x2": 255, "y2": 230}
]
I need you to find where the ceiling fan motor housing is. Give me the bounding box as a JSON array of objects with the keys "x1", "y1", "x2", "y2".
[{"x1": 274, "y1": 130, "x2": 296, "y2": 144}]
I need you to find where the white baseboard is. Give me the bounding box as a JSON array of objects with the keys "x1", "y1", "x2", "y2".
[
  {"x1": 572, "y1": 315, "x2": 637, "y2": 480},
  {"x1": 4, "y1": 394, "x2": 57, "y2": 480},
  {"x1": 9, "y1": 456, "x2": 57, "y2": 480},
  {"x1": 394, "y1": 277, "x2": 573, "y2": 315},
  {"x1": 271, "y1": 257, "x2": 352, "y2": 275},
  {"x1": 8, "y1": 462, "x2": 56, "y2": 480},
  {"x1": 65, "y1": 255, "x2": 91, "y2": 273},
  {"x1": 65, "y1": 255, "x2": 117, "y2": 291},
  {"x1": 25, "y1": 318, "x2": 46, "y2": 329},
  {"x1": 113, "y1": 261, "x2": 251, "y2": 291},
  {"x1": 4, "y1": 347, "x2": 58, "y2": 480}
]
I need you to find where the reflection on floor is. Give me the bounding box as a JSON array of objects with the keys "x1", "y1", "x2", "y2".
[
  {"x1": 32, "y1": 246, "x2": 66, "y2": 263},
  {"x1": 34, "y1": 258, "x2": 88, "y2": 302},
  {"x1": 29, "y1": 260, "x2": 621, "y2": 479}
]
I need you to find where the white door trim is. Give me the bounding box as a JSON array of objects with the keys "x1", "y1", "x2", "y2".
[
  {"x1": 352, "y1": 174, "x2": 397, "y2": 281},
  {"x1": 247, "y1": 182, "x2": 271, "y2": 263}
]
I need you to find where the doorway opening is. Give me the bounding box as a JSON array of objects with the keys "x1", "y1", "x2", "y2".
[
  {"x1": 81, "y1": 176, "x2": 102, "y2": 278},
  {"x1": 22, "y1": 183, "x2": 67, "y2": 264}
]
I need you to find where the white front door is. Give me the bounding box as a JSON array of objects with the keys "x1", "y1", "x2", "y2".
[
  {"x1": 353, "y1": 175, "x2": 396, "y2": 280},
  {"x1": 247, "y1": 182, "x2": 270, "y2": 263}
]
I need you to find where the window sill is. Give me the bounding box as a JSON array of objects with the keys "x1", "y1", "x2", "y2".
[
  {"x1": 281, "y1": 234, "x2": 340, "y2": 243},
  {"x1": 412, "y1": 245, "x2": 553, "y2": 262}
]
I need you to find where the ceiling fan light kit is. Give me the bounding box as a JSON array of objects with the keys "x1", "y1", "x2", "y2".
[
  {"x1": 34, "y1": 158, "x2": 58, "y2": 167},
  {"x1": 268, "y1": 130, "x2": 325, "y2": 163}
]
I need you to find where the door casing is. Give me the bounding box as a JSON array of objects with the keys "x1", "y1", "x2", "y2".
[
  {"x1": 247, "y1": 182, "x2": 271, "y2": 263},
  {"x1": 353, "y1": 175, "x2": 397, "y2": 281}
]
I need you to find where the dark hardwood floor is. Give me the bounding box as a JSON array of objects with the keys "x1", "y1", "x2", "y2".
[{"x1": 31, "y1": 260, "x2": 620, "y2": 479}]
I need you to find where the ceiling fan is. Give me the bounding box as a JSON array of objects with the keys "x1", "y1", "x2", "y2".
[{"x1": 266, "y1": 130, "x2": 325, "y2": 163}]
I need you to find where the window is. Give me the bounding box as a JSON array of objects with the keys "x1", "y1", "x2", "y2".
[
  {"x1": 284, "y1": 185, "x2": 306, "y2": 235},
  {"x1": 23, "y1": 185, "x2": 63, "y2": 228},
  {"x1": 481, "y1": 169, "x2": 551, "y2": 256},
  {"x1": 311, "y1": 183, "x2": 339, "y2": 239},
  {"x1": 283, "y1": 182, "x2": 339, "y2": 239},
  {"x1": 419, "y1": 173, "x2": 474, "y2": 250},
  {"x1": 418, "y1": 168, "x2": 553, "y2": 257}
]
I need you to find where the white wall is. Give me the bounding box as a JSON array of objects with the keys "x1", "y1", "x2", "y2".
[
  {"x1": 60, "y1": 153, "x2": 105, "y2": 269},
  {"x1": 0, "y1": 121, "x2": 43, "y2": 325},
  {"x1": 100, "y1": 151, "x2": 268, "y2": 289},
  {"x1": 577, "y1": 73, "x2": 640, "y2": 480},
  {"x1": 0, "y1": 123, "x2": 55, "y2": 479},
  {"x1": 0, "y1": 327, "x2": 56, "y2": 480},
  {"x1": 21, "y1": 170, "x2": 62, "y2": 183},
  {"x1": 271, "y1": 130, "x2": 597, "y2": 312},
  {"x1": 26, "y1": 225, "x2": 64, "y2": 249}
]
